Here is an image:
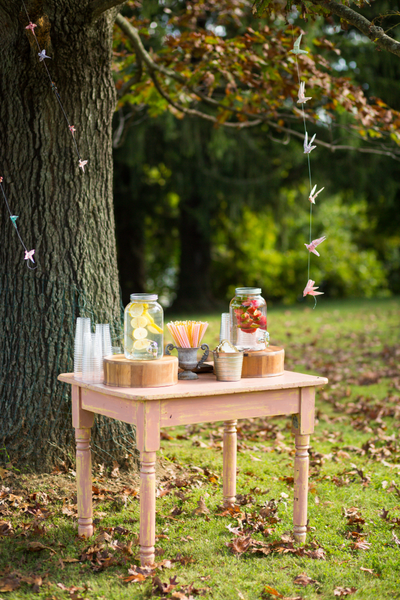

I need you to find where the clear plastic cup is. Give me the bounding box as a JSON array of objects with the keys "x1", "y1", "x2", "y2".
[
  {"x1": 74, "y1": 317, "x2": 91, "y2": 380},
  {"x1": 219, "y1": 313, "x2": 230, "y2": 343}
]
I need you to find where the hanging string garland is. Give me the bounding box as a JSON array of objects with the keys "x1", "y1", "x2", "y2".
[
  {"x1": 1, "y1": 3, "x2": 90, "y2": 269},
  {"x1": 22, "y1": 0, "x2": 88, "y2": 171},
  {"x1": 290, "y1": 33, "x2": 326, "y2": 306},
  {"x1": 0, "y1": 177, "x2": 37, "y2": 269}
]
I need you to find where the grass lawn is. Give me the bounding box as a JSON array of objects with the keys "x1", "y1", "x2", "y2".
[{"x1": 1, "y1": 297, "x2": 399, "y2": 599}]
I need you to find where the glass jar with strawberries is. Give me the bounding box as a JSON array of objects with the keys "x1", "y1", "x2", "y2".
[{"x1": 229, "y1": 287, "x2": 268, "y2": 351}]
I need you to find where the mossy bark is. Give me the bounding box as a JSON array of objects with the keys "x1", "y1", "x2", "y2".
[{"x1": 0, "y1": 0, "x2": 135, "y2": 471}]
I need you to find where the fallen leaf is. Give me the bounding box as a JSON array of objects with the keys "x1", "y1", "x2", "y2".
[
  {"x1": 293, "y1": 572, "x2": 317, "y2": 586},
  {"x1": 262, "y1": 584, "x2": 283, "y2": 598},
  {"x1": 228, "y1": 535, "x2": 252, "y2": 555},
  {"x1": 192, "y1": 497, "x2": 209, "y2": 516},
  {"x1": 360, "y1": 567, "x2": 375, "y2": 575},
  {"x1": 334, "y1": 587, "x2": 357, "y2": 597},
  {"x1": 0, "y1": 575, "x2": 21, "y2": 592}
]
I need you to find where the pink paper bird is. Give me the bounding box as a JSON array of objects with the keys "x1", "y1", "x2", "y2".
[
  {"x1": 78, "y1": 159, "x2": 88, "y2": 172},
  {"x1": 304, "y1": 132, "x2": 316, "y2": 154},
  {"x1": 305, "y1": 236, "x2": 327, "y2": 257},
  {"x1": 308, "y1": 184, "x2": 324, "y2": 204},
  {"x1": 38, "y1": 49, "x2": 51, "y2": 62},
  {"x1": 303, "y1": 279, "x2": 323, "y2": 297},
  {"x1": 25, "y1": 22, "x2": 37, "y2": 32},
  {"x1": 297, "y1": 81, "x2": 312, "y2": 104},
  {"x1": 24, "y1": 249, "x2": 35, "y2": 264},
  {"x1": 0, "y1": 177, "x2": 3, "y2": 183},
  {"x1": 69, "y1": 125, "x2": 76, "y2": 135}
]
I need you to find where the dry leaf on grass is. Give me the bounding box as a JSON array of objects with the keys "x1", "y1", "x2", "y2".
[
  {"x1": 293, "y1": 572, "x2": 318, "y2": 586},
  {"x1": 334, "y1": 587, "x2": 357, "y2": 597},
  {"x1": 0, "y1": 575, "x2": 21, "y2": 592},
  {"x1": 192, "y1": 497, "x2": 209, "y2": 516}
]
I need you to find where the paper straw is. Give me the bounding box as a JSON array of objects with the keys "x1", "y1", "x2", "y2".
[{"x1": 167, "y1": 321, "x2": 208, "y2": 348}]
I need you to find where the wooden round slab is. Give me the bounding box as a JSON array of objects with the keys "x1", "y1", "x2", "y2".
[
  {"x1": 104, "y1": 354, "x2": 178, "y2": 388},
  {"x1": 241, "y1": 345, "x2": 284, "y2": 378}
]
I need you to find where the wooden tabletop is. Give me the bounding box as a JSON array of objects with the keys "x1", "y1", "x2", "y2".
[{"x1": 58, "y1": 370, "x2": 328, "y2": 402}]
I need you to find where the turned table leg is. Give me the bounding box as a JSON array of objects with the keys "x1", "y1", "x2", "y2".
[
  {"x1": 75, "y1": 427, "x2": 93, "y2": 538},
  {"x1": 293, "y1": 433, "x2": 310, "y2": 544},
  {"x1": 140, "y1": 451, "x2": 156, "y2": 566},
  {"x1": 223, "y1": 420, "x2": 237, "y2": 507}
]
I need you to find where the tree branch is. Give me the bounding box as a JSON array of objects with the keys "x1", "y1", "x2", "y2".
[
  {"x1": 311, "y1": 0, "x2": 400, "y2": 58},
  {"x1": 90, "y1": 0, "x2": 127, "y2": 21},
  {"x1": 115, "y1": 13, "x2": 400, "y2": 158}
]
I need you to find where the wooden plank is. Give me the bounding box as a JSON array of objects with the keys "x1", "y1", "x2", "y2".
[
  {"x1": 81, "y1": 388, "x2": 138, "y2": 424},
  {"x1": 59, "y1": 370, "x2": 328, "y2": 402},
  {"x1": 160, "y1": 388, "x2": 299, "y2": 427}
]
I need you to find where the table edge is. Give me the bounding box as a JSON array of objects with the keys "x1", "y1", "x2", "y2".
[{"x1": 58, "y1": 370, "x2": 328, "y2": 401}]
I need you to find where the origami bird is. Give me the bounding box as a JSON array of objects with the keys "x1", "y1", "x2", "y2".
[
  {"x1": 10, "y1": 216, "x2": 19, "y2": 229},
  {"x1": 303, "y1": 279, "x2": 323, "y2": 297},
  {"x1": 69, "y1": 125, "x2": 76, "y2": 135},
  {"x1": 304, "y1": 132, "x2": 316, "y2": 154},
  {"x1": 78, "y1": 159, "x2": 88, "y2": 172},
  {"x1": 24, "y1": 249, "x2": 35, "y2": 264},
  {"x1": 290, "y1": 34, "x2": 308, "y2": 56},
  {"x1": 25, "y1": 22, "x2": 37, "y2": 32},
  {"x1": 305, "y1": 236, "x2": 327, "y2": 257},
  {"x1": 297, "y1": 81, "x2": 312, "y2": 104},
  {"x1": 38, "y1": 49, "x2": 51, "y2": 62},
  {"x1": 308, "y1": 184, "x2": 324, "y2": 204}
]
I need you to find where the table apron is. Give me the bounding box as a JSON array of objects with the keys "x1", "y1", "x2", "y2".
[
  {"x1": 160, "y1": 388, "x2": 299, "y2": 427},
  {"x1": 81, "y1": 388, "x2": 138, "y2": 424}
]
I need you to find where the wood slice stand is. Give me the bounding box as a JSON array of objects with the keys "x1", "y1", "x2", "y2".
[
  {"x1": 104, "y1": 355, "x2": 178, "y2": 388},
  {"x1": 241, "y1": 345, "x2": 284, "y2": 378}
]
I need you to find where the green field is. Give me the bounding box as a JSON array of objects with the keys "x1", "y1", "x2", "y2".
[{"x1": 1, "y1": 297, "x2": 399, "y2": 599}]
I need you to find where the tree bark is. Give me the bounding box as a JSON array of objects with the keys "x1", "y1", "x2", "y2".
[
  {"x1": 0, "y1": 1, "x2": 135, "y2": 471},
  {"x1": 171, "y1": 189, "x2": 214, "y2": 312}
]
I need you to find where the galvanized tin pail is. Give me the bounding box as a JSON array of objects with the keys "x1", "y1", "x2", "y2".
[{"x1": 213, "y1": 351, "x2": 243, "y2": 382}]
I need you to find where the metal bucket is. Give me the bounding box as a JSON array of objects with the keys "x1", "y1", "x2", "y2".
[{"x1": 213, "y1": 351, "x2": 243, "y2": 382}]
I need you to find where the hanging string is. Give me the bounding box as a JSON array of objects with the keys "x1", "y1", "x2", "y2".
[
  {"x1": 0, "y1": 177, "x2": 37, "y2": 269},
  {"x1": 21, "y1": 0, "x2": 88, "y2": 171},
  {"x1": 290, "y1": 30, "x2": 325, "y2": 307}
]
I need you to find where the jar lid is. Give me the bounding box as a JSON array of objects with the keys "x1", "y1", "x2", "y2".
[
  {"x1": 235, "y1": 287, "x2": 262, "y2": 295},
  {"x1": 130, "y1": 293, "x2": 158, "y2": 302}
]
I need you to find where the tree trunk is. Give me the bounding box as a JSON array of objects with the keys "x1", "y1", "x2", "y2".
[
  {"x1": 0, "y1": 1, "x2": 136, "y2": 471},
  {"x1": 172, "y1": 189, "x2": 214, "y2": 312}
]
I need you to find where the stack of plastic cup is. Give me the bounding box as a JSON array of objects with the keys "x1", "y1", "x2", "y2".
[
  {"x1": 74, "y1": 317, "x2": 91, "y2": 380},
  {"x1": 82, "y1": 332, "x2": 103, "y2": 384},
  {"x1": 219, "y1": 313, "x2": 230, "y2": 343},
  {"x1": 95, "y1": 324, "x2": 112, "y2": 358}
]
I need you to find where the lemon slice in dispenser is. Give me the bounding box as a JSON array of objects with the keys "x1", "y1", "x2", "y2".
[
  {"x1": 148, "y1": 324, "x2": 163, "y2": 334},
  {"x1": 131, "y1": 316, "x2": 149, "y2": 328},
  {"x1": 133, "y1": 327, "x2": 148, "y2": 340},
  {"x1": 129, "y1": 303, "x2": 144, "y2": 317},
  {"x1": 133, "y1": 339, "x2": 150, "y2": 350}
]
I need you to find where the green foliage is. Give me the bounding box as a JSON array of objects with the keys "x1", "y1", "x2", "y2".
[{"x1": 211, "y1": 193, "x2": 389, "y2": 304}]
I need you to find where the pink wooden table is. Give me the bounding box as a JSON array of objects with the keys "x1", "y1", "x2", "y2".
[{"x1": 58, "y1": 370, "x2": 328, "y2": 565}]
